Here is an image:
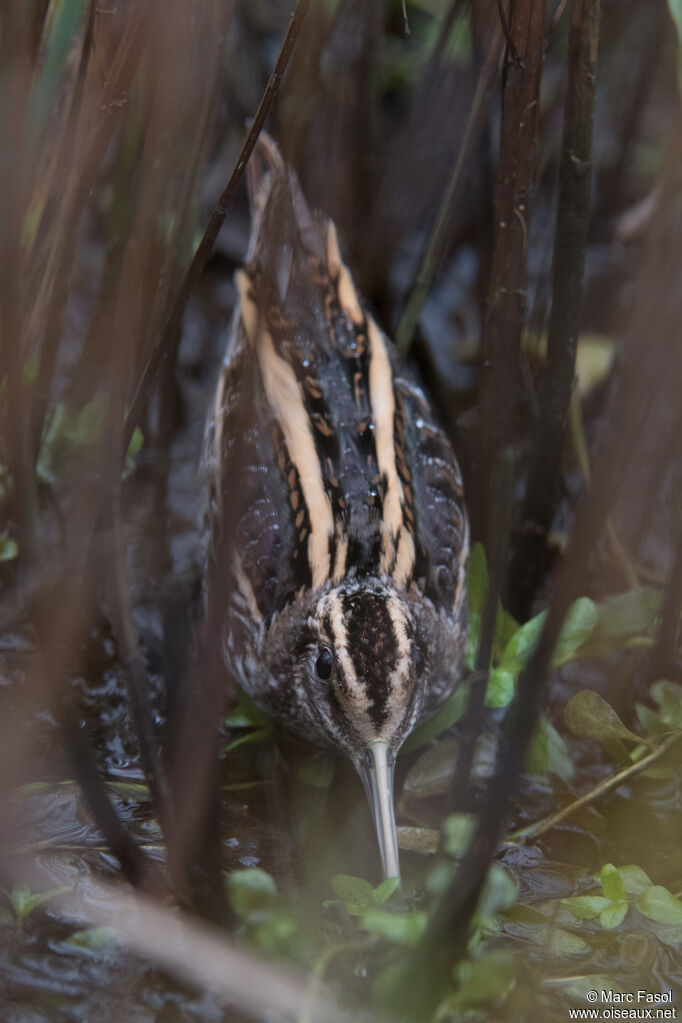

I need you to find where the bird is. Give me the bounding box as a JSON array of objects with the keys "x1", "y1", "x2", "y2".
[{"x1": 206, "y1": 134, "x2": 469, "y2": 881}]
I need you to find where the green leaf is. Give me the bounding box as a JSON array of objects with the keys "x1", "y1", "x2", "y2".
[
  {"x1": 453, "y1": 950, "x2": 516, "y2": 1006},
  {"x1": 426, "y1": 861, "x2": 456, "y2": 895},
  {"x1": 636, "y1": 886, "x2": 682, "y2": 925},
  {"x1": 578, "y1": 588, "x2": 662, "y2": 658},
  {"x1": 562, "y1": 896, "x2": 611, "y2": 920},
  {"x1": 226, "y1": 868, "x2": 278, "y2": 916},
  {"x1": 600, "y1": 863, "x2": 627, "y2": 903},
  {"x1": 551, "y1": 598, "x2": 598, "y2": 666},
  {"x1": 616, "y1": 864, "x2": 652, "y2": 896},
  {"x1": 485, "y1": 668, "x2": 514, "y2": 708},
  {"x1": 6, "y1": 882, "x2": 72, "y2": 920},
  {"x1": 506, "y1": 903, "x2": 551, "y2": 925},
  {"x1": 650, "y1": 680, "x2": 682, "y2": 730},
  {"x1": 498, "y1": 598, "x2": 596, "y2": 675},
  {"x1": 371, "y1": 959, "x2": 405, "y2": 1007},
  {"x1": 574, "y1": 333, "x2": 616, "y2": 398},
  {"x1": 443, "y1": 813, "x2": 476, "y2": 857},
  {"x1": 465, "y1": 543, "x2": 488, "y2": 670},
  {"x1": 477, "y1": 865, "x2": 518, "y2": 918},
  {"x1": 65, "y1": 927, "x2": 117, "y2": 952},
  {"x1": 106, "y1": 781, "x2": 152, "y2": 800},
  {"x1": 400, "y1": 682, "x2": 469, "y2": 752},
  {"x1": 493, "y1": 607, "x2": 519, "y2": 664},
  {"x1": 373, "y1": 877, "x2": 400, "y2": 906},
  {"x1": 122, "y1": 427, "x2": 144, "y2": 479},
  {"x1": 359, "y1": 908, "x2": 427, "y2": 945},
  {"x1": 250, "y1": 910, "x2": 300, "y2": 956},
  {"x1": 526, "y1": 715, "x2": 574, "y2": 782},
  {"x1": 528, "y1": 923, "x2": 590, "y2": 955},
  {"x1": 223, "y1": 688, "x2": 270, "y2": 729},
  {"x1": 564, "y1": 691, "x2": 646, "y2": 746},
  {"x1": 331, "y1": 874, "x2": 376, "y2": 915},
  {"x1": 599, "y1": 901, "x2": 628, "y2": 930},
  {"x1": 498, "y1": 613, "x2": 545, "y2": 674},
  {"x1": 222, "y1": 727, "x2": 272, "y2": 753},
  {"x1": 328, "y1": 873, "x2": 399, "y2": 916},
  {"x1": 0, "y1": 533, "x2": 18, "y2": 562}
]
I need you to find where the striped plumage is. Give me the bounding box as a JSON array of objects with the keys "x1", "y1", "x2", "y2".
[{"x1": 207, "y1": 135, "x2": 469, "y2": 879}]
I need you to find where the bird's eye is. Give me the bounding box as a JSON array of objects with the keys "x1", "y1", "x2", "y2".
[
  {"x1": 414, "y1": 644, "x2": 426, "y2": 677},
  {"x1": 315, "y1": 648, "x2": 333, "y2": 680}
]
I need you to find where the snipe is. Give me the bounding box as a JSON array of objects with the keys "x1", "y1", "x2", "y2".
[{"x1": 206, "y1": 135, "x2": 469, "y2": 880}]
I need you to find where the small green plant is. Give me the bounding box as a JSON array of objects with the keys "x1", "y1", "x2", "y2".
[
  {"x1": 225, "y1": 868, "x2": 312, "y2": 963},
  {"x1": 404, "y1": 543, "x2": 598, "y2": 754},
  {"x1": 222, "y1": 690, "x2": 274, "y2": 753},
  {"x1": 563, "y1": 862, "x2": 682, "y2": 938},
  {"x1": 3, "y1": 881, "x2": 72, "y2": 937}
]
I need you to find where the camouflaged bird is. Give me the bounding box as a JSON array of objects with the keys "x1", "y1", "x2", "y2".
[{"x1": 207, "y1": 135, "x2": 469, "y2": 879}]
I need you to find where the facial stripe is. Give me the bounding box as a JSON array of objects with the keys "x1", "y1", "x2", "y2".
[
  {"x1": 238, "y1": 273, "x2": 334, "y2": 589},
  {"x1": 381, "y1": 594, "x2": 414, "y2": 735},
  {"x1": 320, "y1": 591, "x2": 361, "y2": 696}
]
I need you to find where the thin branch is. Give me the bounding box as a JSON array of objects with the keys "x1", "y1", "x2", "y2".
[
  {"x1": 452, "y1": 447, "x2": 516, "y2": 802},
  {"x1": 507, "y1": 731, "x2": 682, "y2": 843},
  {"x1": 123, "y1": 0, "x2": 312, "y2": 454},
  {"x1": 108, "y1": 496, "x2": 172, "y2": 830}
]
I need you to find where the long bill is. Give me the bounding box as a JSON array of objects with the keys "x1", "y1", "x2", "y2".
[{"x1": 359, "y1": 738, "x2": 400, "y2": 881}]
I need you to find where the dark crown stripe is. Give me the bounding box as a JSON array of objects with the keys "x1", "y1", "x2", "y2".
[{"x1": 343, "y1": 591, "x2": 398, "y2": 729}]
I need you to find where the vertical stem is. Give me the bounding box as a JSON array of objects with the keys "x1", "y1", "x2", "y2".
[
  {"x1": 511, "y1": 0, "x2": 601, "y2": 615},
  {"x1": 0, "y1": 7, "x2": 39, "y2": 556},
  {"x1": 477, "y1": 0, "x2": 546, "y2": 510},
  {"x1": 451, "y1": 446, "x2": 515, "y2": 804}
]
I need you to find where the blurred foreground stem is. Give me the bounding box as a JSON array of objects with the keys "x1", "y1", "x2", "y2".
[{"x1": 511, "y1": 0, "x2": 602, "y2": 616}]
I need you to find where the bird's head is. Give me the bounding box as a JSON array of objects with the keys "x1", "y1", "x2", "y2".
[{"x1": 258, "y1": 575, "x2": 458, "y2": 879}]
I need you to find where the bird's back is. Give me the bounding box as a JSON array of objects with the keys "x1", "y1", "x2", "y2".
[{"x1": 208, "y1": 136, "x2": 468, "y2": 712}]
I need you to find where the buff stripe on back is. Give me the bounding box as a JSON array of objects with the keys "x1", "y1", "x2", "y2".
[
  {"x1": 367, "y1": 316, "x2": 415, "y2": 586},
  {"x1": 237, "y1": 271, "x2": 334, "y2": 590}
]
